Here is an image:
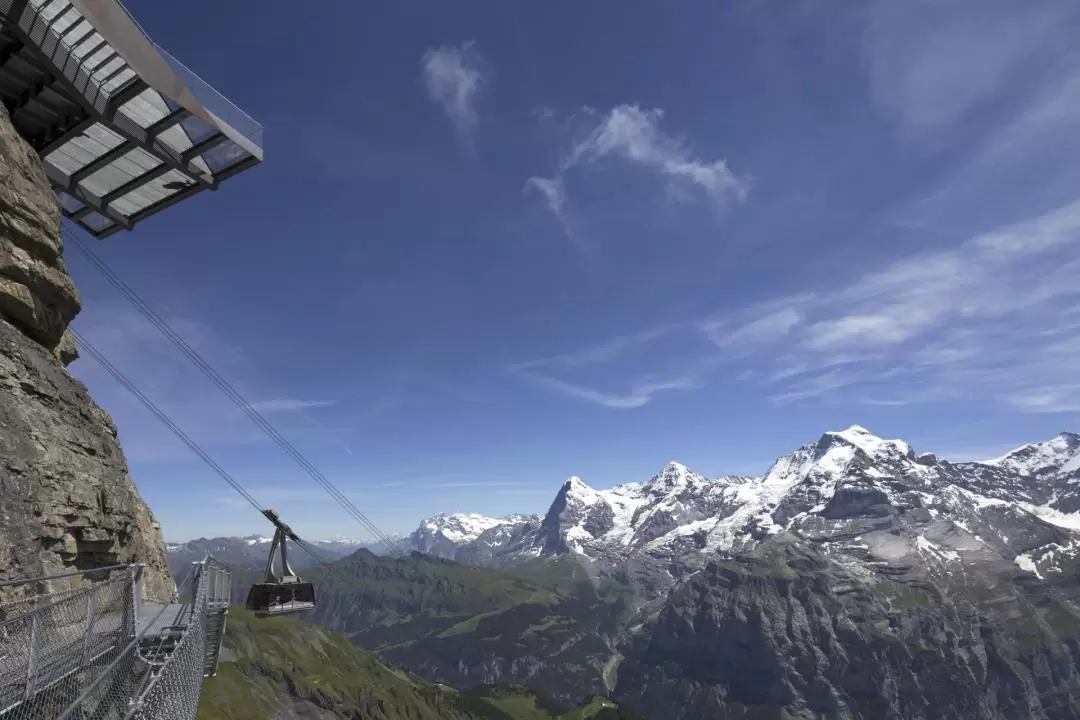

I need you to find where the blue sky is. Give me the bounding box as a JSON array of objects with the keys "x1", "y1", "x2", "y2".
[{"x1": 64, "y1": 0, "x2": 1080, "y2": 541}]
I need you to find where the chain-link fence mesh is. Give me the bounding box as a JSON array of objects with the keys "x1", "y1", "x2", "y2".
[
  {"x1": 0, "y1": 560, "x2": 231, "y2": 720},
  {"x1": 0, "y1": 565, "x2": 139, "y2": 719}
]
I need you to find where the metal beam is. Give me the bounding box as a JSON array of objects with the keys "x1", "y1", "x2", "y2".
[
  {"x1": 0, "y1": 36, "x2": 24, "y2": 66},
  {"x1": 3, "y1": 0, "x2": 31, "y2": 26},
  {"x1": 44, "y1": 162, "x2": 131, "y2": 230},
  {"x1": 93, "y1": 153, "x2": 261, "y2": 240},
  {"x1": 95, "y1": 61, "x2": 126, "y2": 89},
  {"x1": 87, "y1": 48, "x2": 117, "y2": 75},
  {"x1": 103, "y1": 76, "x2": 145, "y2": 115},
  {"x1": 182, "y1": 131, "x2": 228, "y2": 163},
  {"x1": 35, "y1": 113, "x2": 94, "y2": 154},
  {"x1": 8, "y1": 73, "x2": 54, "y2": 112},
  {"x1": 9, "y1": 24, "x2": 217, "y2": 192},
  {"x1": 99, "y1": 161, "x2": 172, "y2": 205},
  {"x1": 70, "y1": 137, "x2": 132, "y2": 182},
  {"x1": 146, "y1": 106, "x2": 187, "y2": 138}
]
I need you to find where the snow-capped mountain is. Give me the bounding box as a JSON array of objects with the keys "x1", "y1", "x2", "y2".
[
  {"x1": 405, "y1": 426, "x2": 1080, "y2": 593},
  {"x1": 407, "y1": 512, "x2": 540, "y2": 565}
]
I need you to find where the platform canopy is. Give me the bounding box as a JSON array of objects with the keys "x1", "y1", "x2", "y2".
[{"x1": 0, "y1": 0, "x2": 263, "y2": 238}]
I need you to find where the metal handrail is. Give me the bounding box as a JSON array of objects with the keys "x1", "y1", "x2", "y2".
[{"x1": 0, "y1": 563, "x2": 133, "y2": 589}]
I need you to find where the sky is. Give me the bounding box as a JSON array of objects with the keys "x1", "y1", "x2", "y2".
[{"x1": 62, "y1": 0, "x2": 1080, "y2": 542}]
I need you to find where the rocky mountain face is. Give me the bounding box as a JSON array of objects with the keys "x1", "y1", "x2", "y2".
[
  {"x1": 355, "y1": 426, "x2": 1080, "y2": 719},
  {"x1": 0, "y1": 104, "x2": 172, "y2": 602},
  {"x1": 408, "y1": 512, "x2": 541, "y2": 566}
]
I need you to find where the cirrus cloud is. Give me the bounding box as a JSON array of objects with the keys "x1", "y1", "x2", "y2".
[{"x1": 423, "y1": 42, "x2": 485, "y2": 144}]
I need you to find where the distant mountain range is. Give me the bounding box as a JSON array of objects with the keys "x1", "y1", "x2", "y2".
[
  {"x1": 299, "y1": 425, "x2": 1080, "y2": 719},
  {"x1": 184, "y1": 426, "x2": 1080, "y2": 717},
  {"x1": 180, "y1": 425, "x2": 1080, "y2": 592},
  {"x1": 401, "y1": 426, "x2": 1080, "y2": 594},
  {"x1": 165, "y1": 534, "x2": 403, "y2": 578}
]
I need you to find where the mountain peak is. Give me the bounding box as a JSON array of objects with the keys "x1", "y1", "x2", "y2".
[
  {"x1": 981, "y1": 432, "x2": 1080, "y2": 475},
  {"x1": 822, "y1": 425, "x2": 913, "y2": 459}
]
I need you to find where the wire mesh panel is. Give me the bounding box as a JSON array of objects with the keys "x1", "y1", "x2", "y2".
[
  {"x1": 0, "y1": 566, "x2": 139, "y2": 719},
  {"x1": 129, "y1": 564, "x2": 209, "y2": 720},
  {"x1": 1, "y1": 560, "x2": 228, "y2": 719}
]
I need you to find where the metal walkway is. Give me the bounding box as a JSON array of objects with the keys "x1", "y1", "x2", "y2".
[{"x1": 0, "y1": 558, "x2": 230, "y2": 719}]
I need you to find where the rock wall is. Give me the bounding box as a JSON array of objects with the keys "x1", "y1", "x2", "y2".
[{"x1": 0, "y1": 104, "x2": 173, "y2": 602}]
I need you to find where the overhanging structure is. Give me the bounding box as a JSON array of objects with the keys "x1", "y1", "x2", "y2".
[{"x1": 0, "y1": 0, "x2": 263, "y2": 238}]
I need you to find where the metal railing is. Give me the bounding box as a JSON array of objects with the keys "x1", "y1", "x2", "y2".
[
  {"x1": 122, "y1": 561, "x2": 230, "y2": 719},
  {"x1": 110, "y1": 0, "x2": 264, "y2": 152},
  {"x1": 0, "y1": 564, "x2": 140, "y2": 719},
  {"x1": 151, "y1": 41, "x2": 264, "y2": 152},
  {"x1": 0, "y1": 559, "x2": 231, "y2": 720}
]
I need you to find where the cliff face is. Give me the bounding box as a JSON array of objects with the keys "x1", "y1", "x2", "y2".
[
  {"x1": 616, "y1": 536, "x2": 1080, "y2": 720},
  {"x1": 0, "y1": 104, "x2": 173, "y2": 601}
]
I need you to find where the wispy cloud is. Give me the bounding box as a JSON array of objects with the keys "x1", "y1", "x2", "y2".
[
  {"x1": 505, "y1": 322, "x2": 701, "y2": 410},
  {"x1": 519, "y1": 372, "x2": 700, "y2": 410},
  {"x1": 862, "y1": 0, "x2": 1059, "y2": 133},
  {"x1": 247, "y1": 398, "x2": 336, "y2": 413},
  {"x1": 702, "y1": 301, "x2": 807, "y2": 353},
  {"x1": 213, "y1": 486, "x2": 332, "y2": 509},
  {"x1": 526, "y1": 104, "x2": 748, "y2": 244},
  {"x1": 509, "y1": 325, "x2": 683, "y2": 373},
  {"x1": 423, "y1": 42, "x2": 484, "y2": 144},
  {"x1": 734, "y1": 199, "x2": 1080, "y2": 408},
  {"x1": 524, "y1": 176, "x2": 572, "y2": 241},
  {"x1": 512, "y1": 199, "x2": 1080, "y2": 413},
  {"x1": 564, "y1": 105, "x2": 749, "y2": 205}
]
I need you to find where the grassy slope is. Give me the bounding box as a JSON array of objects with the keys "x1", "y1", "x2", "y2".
[
  {"x1": 196, "y1": 607, "x2": 637, "y2": 720},
  {"x1": 301, "y1": 550, "x2": 564, "y2": 648},
  {"x1": 197, "y1": 606, "x2": 490, "y2": 720},
  {"x1": 220, "y1": 551, "x2": 641, "y2": 711}
]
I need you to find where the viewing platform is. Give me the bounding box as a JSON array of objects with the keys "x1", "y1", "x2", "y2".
[
  {"x1": 0, "y1": 0, "x2": 263, "y2": 238},
  {"x1": 0, "y1": 560, "x2": 231, "y2": 719}
]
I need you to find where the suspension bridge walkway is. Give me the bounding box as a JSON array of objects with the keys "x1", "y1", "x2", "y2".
[{"x1": 0, "y1": 559, "x2": 230, "y2": 720}]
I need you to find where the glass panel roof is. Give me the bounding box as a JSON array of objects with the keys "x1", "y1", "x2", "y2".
[
  {"x1": 21, "y1": 0, "x2": 263, "y2": 236},
  {"x1": 82, "y1": 146, "x2": 160, "y2": 197}
]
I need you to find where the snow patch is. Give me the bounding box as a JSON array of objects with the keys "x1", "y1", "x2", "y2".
[
  {"x1": 1014, "y1": 553, "x2": 1044, "y2": 579},
  {"x1": 915, "y1": 535, "x2": 961, "y2": 563},
  {"x1": 1017, "y1": 503, "x2": 1080, "y2": 531},
  {"x1": 421, "y1": 513, "x2": 525, "y2": 543},
  {"x1": 828, "y1": 425, "x2": 912, "y2": 460}
]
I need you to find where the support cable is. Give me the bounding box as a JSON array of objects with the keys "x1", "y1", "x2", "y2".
[
  {"x1": 70, "y1": 328, "x2": 379, "y2": 593},
  {"x1": 65, "y1": 223, "x2": 405, "y2": 557}
]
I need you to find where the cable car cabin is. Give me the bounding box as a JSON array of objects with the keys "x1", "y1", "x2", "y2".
[
  {"x1": 245, "y1": 509, "x2": 317, "y2": 617},
  {"x1": 246, "y1": 579, "x2": 316, "y2": 617}
]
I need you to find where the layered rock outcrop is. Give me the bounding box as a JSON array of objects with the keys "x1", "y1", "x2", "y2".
[{"x1": 0, "y1": 104, "x2": 172, "y2": 601}]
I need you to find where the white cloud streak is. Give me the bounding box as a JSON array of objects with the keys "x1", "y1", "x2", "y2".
[
  {"x1": 526, "y1": 104, "x2": 748, "y2": 242},
  {"x1": 522, "y1": 372, "x2": 700, "y2": 410},
  {"x1": 247, "y1": 398, "x2": 336, "y2": 413},
  {"x1": 743, "y1": 199, "x2": 1080, "y2": 408},
  {"x1": 862, "y1": 0, "x2": 1059, "y2": 132},
  {"x1": 512, "y1": 198, "x2": 1080, "y2": 414},
  {"x1": 567, "y1": 106, "x2": 748, "y2": 205},
  {"x1": 509, "y1": 325, "x2": 682, "y2": 373},
  {"x1": 423, "y1": 43, "x2": 484, "y2": 143}
]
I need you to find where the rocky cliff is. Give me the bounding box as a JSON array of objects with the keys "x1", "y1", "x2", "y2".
[{"x1": 0, "y1": 104, "x2": 172, "y2": 601}]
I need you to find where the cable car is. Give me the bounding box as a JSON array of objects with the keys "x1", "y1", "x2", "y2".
[{"x1": 245, "y1": 509, "x2": 317, "y2": 617}]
